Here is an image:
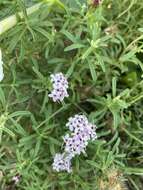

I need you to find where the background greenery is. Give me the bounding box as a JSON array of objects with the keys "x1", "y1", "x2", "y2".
[{"x1": 0, "y1": 0, "x2": 143, "y2": 189}]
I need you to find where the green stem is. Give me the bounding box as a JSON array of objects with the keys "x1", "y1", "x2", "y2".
[
  {"x1": 123, "y1": 128, "x2": 143, "y2": 145},
  {"x1": 129, "y1": 93, "x2": 143, "y2": 106},
  {"x1": 0, "y1": 3, "x2": 42, "y2": 35},
  {"x1": 0, "y1": 0, "x2": 66, "y2": 36}
]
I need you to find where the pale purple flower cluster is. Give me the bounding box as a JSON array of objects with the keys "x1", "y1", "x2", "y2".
[
  {"x1": 63, "y1": 133, "x2": 88, "y2": 155},
  {"x1": 64, "y1": 115, "x2": 97, "y2": 156},
  {"x1": 52, "y1": 153, "x2": 72, "y2": 173},
  {"x1": 52, "y1": 114, "x2": 97, "y2": 172},
  {"x1": 48, "y1": 73, "x2": 69, "y2": 102}
]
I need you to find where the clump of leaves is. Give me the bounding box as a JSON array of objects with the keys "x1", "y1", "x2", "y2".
[{"x1": 0, "y1": 0, "x2": 143, "y2": 190}]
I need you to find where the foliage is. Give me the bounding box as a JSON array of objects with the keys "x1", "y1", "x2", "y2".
[{"x1": 0, "y1": 0, "x2": 143, "y2": 189}]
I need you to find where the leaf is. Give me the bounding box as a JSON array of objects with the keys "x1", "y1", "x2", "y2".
[
  {"x1": 8, "y1": 26, "x2": 26, "y2": 52},
  {"x1": 61, "y1": 30, "x2": 77, "y2": 43},
  {"x1": 0, "y1": 87, "x2": 6, "y2": 108},
  {"x1": 82, "y1": 46, "x2": 93, "y2": 60},
  {"x1": 10, "y1": 118, "x2": 27, "y2": 136},
  {"x1": 34, "y1": 138, "x2": 41, "y2": 157},
  {"x1": 88, "y1": 61, "x2": 97, "y2": 82},
  {"x1": 48, "y1": 58, "x2": 67, "y2": 64},
  {"x1": 124, "y1": 167, "x2": 143, "y2": 175},
  {"x1": 66, "y1": 61, "x2": 76, "y2": 78},
  {"x1": 112, "y1": 77, "x2": 117, "y2": 97},
  {"x1": 64, "y1": 43, "x2": 85, "y2": 51},
  {"x1": 40, "y1": 91, "x2": 49, "y2": 113},
  {"x1": 32, "y1": 66, "x2": 45, "y2": 80},
  {"x1": 138, "y1": 28, "x2": 143, "y2": 32},
  {"x1": 96, "y1": 53, "x2": 106, "y2": 72},
  {"x1": 19, "y1": 134, "x2": 36, "y2": 146},
  {"x1": 33, "y1": 27, "x2": 52, "y2": 41},
  {"x1": 9, "y1": 111, "x2": 31, "y2": 118},
  {"x1": 123, "y1": 128, "x2": 143, "y2": 145},
  {"x1": 113, "y1": 112, "x2": 120, "y2": 129},
  {"x1": 86, "y1": 160, "x2": 101, "y2": 170},
  {"x1": 120, "y1": 50, "x2": 136, "y2": 62},
  {"x1": 0, "y1": 126, "x2": 15, "y2": 138},
  {"x1": 48, "y1": 137, "x2": 61, "y2": 146}
]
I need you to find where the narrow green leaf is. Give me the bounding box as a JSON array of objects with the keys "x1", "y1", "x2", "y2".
[
  {"x1": 88, "y1": 62, "x2": 97, "y2": 82},
  {"x1": 0, "y1": 87, "x2": 6, "y2": 108},
  {"x1": 64, "y1": 43, "x2": 85, "y2": 51},
  {"x1": 61, "y1": 30, "x2": 77, "y2": 43},
  {"x1": 112, "y1": 77, "x2": 117, "y2": 97},
  {"x1": 9, "y1": 111, "x2": 31, "y2": 118}
]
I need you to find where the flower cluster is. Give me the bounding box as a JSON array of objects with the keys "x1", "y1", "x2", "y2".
[
  {"x1": 48, "y1": 73, "x2": 69, "y2": 102},
  {"x1": 52, "y1": 114, "x2": 97, "y2": 172},
  {"x1": 52, "y1": 153, "x2": 72, "y2": 173},
  {"x1": 0, "y1": 49, "x2": 4, "y2": 82},
  {"x1": 64, "y1": 115, "x2": 97, "y2": 156}
]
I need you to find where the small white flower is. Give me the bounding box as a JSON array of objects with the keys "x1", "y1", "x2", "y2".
[
  {"x1": 12, "y1": 175, "x2": 20, "y2": 184},
  {"x1": 0, "y1": 49, "x2": 4, "y2": 81}
]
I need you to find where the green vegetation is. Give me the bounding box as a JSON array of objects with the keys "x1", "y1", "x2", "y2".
[{"x1": 0, "y1": 0, "x2": 143, "y2": 189}]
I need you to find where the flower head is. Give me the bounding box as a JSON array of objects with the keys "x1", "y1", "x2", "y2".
[
  {"x1": 52, "y1": 114, "x2": 97, "y2": 172},
  {"x1": 66, "y1": 114, "x2": 88, "y2": 133},
  {"x1": 64, "y1": 114, "x2": 97, "y2": 156},
  {"x1": 49, "y1": 73, "x2": 69, "y2": 102},
  {"x1": 66, "y1": 114, "x2": 97, "y2": 141},
  {"x1": 63, "y1": 133, "x2": 88, "y2": 156},
  {"x1": 52, "y1": 153, "x2": 72, "y2": 173}
]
